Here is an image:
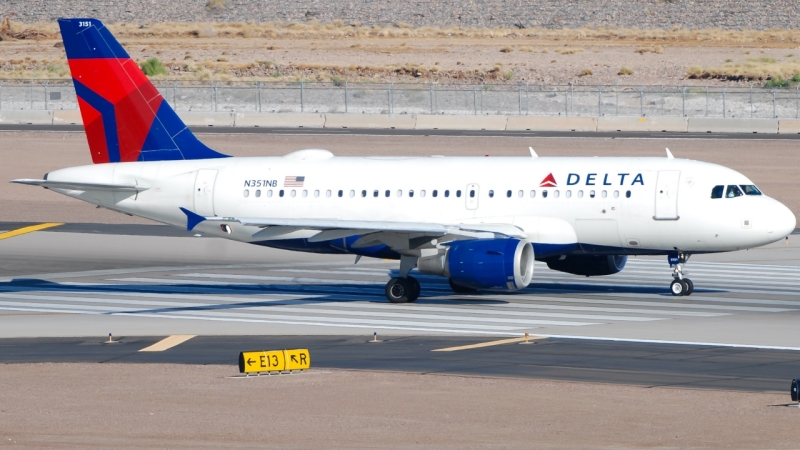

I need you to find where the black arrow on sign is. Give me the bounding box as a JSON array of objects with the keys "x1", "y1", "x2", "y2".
[
  {"x1": 247, "y1": 358, "x2": 255, "y2": 366},
  {"x1": 291, "y1": 355, "x2": 298, "y2": 363}
]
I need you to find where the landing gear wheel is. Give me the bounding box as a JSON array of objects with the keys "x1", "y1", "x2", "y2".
[
  {"x1": 682, "y1": 278, "x2": 694, "y2": 296},
  {"x1": 449, "y1": 279, "x2": 478, "y2": 294},
  {"x1": 406, "y1": 276, "x2": 421, "y2": 302},
  {"x1": 670, "y1": 279, "x2": 687, "y2": 296},
  {"x1": 385, "y1": 277, "x2": 411, "y2": 303}
]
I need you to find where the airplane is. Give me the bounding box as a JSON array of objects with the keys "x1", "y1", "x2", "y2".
[{"x1": 11, "y1": 18, "x2": 797, "y2": 303}]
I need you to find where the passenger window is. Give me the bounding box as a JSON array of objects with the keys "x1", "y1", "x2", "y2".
[
  {"x1": 385, "y1": 190, "x2": 390, "y2": 197},
  {"x1": 577, "y1": 190, "x2": 584, "y2": 198},
  {"x1": 626, "y1": 190, "x2": 631, "y2": 198},
  {"x1": 255, "y1": 189, "x2": 261, "y2": 198},
  {"x1": 373, "y1": 190, "x2": 378, "y2": 197},
  {"x1": 444, "y1": 190, "x2": 450, "y2": 198},
  {"x1": 726, "y1": 185, "x2": 743, "y2": 198},
  {"x1": 542, "y1": 190, "x2": 548, "y2": 198},
  {"x1": 469, "y1": 190, "x2": 475, "y2": 198},
  {"x1": 566, "y1": 190, "x2": 572, "y2": 198},
  {"x1": 337, "y1": 190, "x2": 343, "y2": 197},
  {"x1": 613, "y1": 190, "x2": 619, "y2": 198},
  {"x1": 279, "y1": 189, "x2": 284, "y2": 197},
  {"x1": 409, "y1": 190, "x2": 415, "y2": 198},
  {"x1": 710, "y1": 185, "x2": 724, "y2": 199},
  {"x1": 740, "y1": 185, "x2": 762, "y2": 196},
  {"x1": 489, "y1": 190, "x2": 494, "y2": 198},
  {"x1": 601, "y1": 190, "x2": 607, "y2": 198},
  {"x1": 506, "y1": 190, "x2": 512, "y2": 198},
  {"x1": 397, "y1": 190, "x2": 403, "y2": 197},
  {"x1": 325, "y1": 190, "x2": 331, "y2": 198},
  {"x1": 290, "y1": 190, "x2": 296, "y2": 197},
  {"x1": 302, "y1": 190, "x2": 308, "y2": 198},
  {"x1": 589, "y1": 190, "x2": 595, "y2": 198},
  {"x1": 530, "y1": 190, "x2": 536, "y2": 198},
  {"x1": 554, "y1": 190, "x2": 560, "y2": 198},
  {"x1": 361, "y1": 190, "x2": 367, "y2": 197},
  {"x1": 349, "y1": 190, "x2": 355, "y2": 198},
  {"x1": 432, "y1": 190, "x2": 438, "y2": 197},
  {"x1": 314, "y1": 190, "x2": 320, "y2": 197},
  {"x1": 244, "y1": 189, "x2": 250, "y2": 197},
  {"x1": 267, "y1": 190, "x2": 273, "y2": 198},
  {"x1": 518, "y1": 190, "x2": 523, "y2": 198},
  {"x1": 457, "y1": 190, "x2": 462, "y2": 198},
  {"x1": 421, "y1": 190, "x2": 426, "y2": 197}
]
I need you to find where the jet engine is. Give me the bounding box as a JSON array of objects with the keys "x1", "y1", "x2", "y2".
[
  {"x1": 544, "y1": 255, "x2": 627, "y2": 276},
  {"x1": 418, "y1": 238, "x2": 534, "y2": 290}
]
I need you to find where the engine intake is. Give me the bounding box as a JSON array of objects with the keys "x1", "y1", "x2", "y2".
[
  {"x1": 545, "y1": 254, "x2": 627, "y2": 276},
  {"x1": 418, "y1": 238, "x2": 534, "y2": 291}
]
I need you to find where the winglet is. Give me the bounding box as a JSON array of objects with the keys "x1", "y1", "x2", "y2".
[
  {"x1": 529, "y1": 147, "x2": 538, "y2": 158},
  {"x1": 179, "y1": 207, "x2": 206, "y2": 231},
  {"x1": 665, "y1": 148, "x2": 674, "y2": 159}
]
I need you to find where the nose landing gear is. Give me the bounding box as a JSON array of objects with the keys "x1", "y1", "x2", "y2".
[{"x1": 669, "y1": 253, "x2": 693, "y2": 296}]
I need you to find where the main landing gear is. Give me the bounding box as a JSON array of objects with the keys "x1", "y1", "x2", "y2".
[
  {"x1": 385, "y1": 256, "x2": 420, "y2": 303},
  {"x1": 668, "y1": 253, "x2": 694, "y2": 296}
]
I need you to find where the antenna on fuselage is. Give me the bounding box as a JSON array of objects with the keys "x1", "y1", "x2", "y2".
[
  {"x1": 665, "y1": 148, "x2": 675, "y2": 159},
  {"x1": 529, "y1": 147, "x2": 538, "y2": 158}
]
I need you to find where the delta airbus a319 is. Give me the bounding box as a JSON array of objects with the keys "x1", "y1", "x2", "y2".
[{"x1": 12, "y1": 18, "x2": 797, "y2": 303}]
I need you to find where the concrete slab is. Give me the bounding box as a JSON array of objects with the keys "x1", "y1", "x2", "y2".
[
  {"x1": 324, "y1": 113, "x2": 416, "y2": 129},
  {"x1": 234, "y1": 112, "x2": 325, "y2": 128},
  {"x1": 778, "y1": 119, "x2": 800, "y2": 134},
  {"x1": 598, "y1": 116, "x2": 687, "y2": 132},
  {"x1": 688, "y1": 118, "x2": 778, "y2": 134},
  {"x1": 415, "y1": 114, "x2": 508, "y2": 130},
  {"x1": 0, "y1": 110, "x2": 53, "y2": 125},
  {"x1": 178, "y1": 112, "x2": 235, "y2": 127},
  {"x1": 52, "y1": 110, "x2": 83, "y2": 125},
  {"x1": 507, "y1": 116, "x2": 597, "y2": 132}
]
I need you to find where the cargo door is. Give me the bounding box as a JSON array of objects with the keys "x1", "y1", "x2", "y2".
[
  {"x1": 654, "y1": 170, "x2": 680, "y2": 220},
  {"x1": 194, "y1": 169, "x2": 218, "y2": 216}
]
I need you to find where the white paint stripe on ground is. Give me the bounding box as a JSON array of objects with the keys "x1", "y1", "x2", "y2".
[
  {"x1": 538, "y1": 334, "x2": 800, "y2": 352},
  {"x1": 510, "y1": 295, "x2": 794, "y2": 312}
]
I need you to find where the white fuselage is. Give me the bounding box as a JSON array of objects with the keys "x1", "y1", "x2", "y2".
[{"x1": 43, "y1": 152, "x2": 796, "y2": 258}]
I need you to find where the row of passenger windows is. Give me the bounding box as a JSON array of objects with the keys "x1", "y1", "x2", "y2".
[
  {"x1": 710, "y1": 184, "x2": 762, "y2": 199},
  {"x1": 243, "y1": 188, "x2": 634, "y2": 199}
]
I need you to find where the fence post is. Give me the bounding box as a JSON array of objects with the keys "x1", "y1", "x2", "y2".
[
  {"x1": 773, "y1": 89, "x2": 777, "y2": 118},
  {"x1": 473, "y1": 85, "x2": 477, "y2": 115},
  {"x1": 682, "y1": 87, "x2": 686, "y2": 117},
  {"x1": 796, "y1": 85, "x2": 799, "y2": 119},
  {"x1": 564, "y1": 86, "x2": 568, "y2": 116},
  {"x1": 597, "y1": 86, "x2": 602, "y2": 116},
  {"x1": 705, "y1": 85, "x2": 708, "y2": 117},
  {"x1": 615, "y1": 87, "x2": 618, "y2": 116},
  {"x1": 430, "y1": 83, "x2": 434, "y2": 114},
  {"x1": 44, "y1": 81, "x2": 49, "y2": 110},
  {"x1": 0, "y1": 81, "x2": 3, "y2": 110},
  {"x1": 212, "y1": 81, "x2": 217, "y2": 112},
  {"x1": 525, "y1": 82, "x2": 529, "y2": 115},
  {"x1": 300, "y1": 81, "x2": 304, "y2": 113},
  {"x1": 518, "y1": 84, "x2": 522, "y2": 115},
  {"x1": 661, "y1": 85, "x2": 665, "y2": 116},
  {"x1": 750, "y1": 85, "x2": 753, "y2": 118},
  {"x1": 344, "y1": 81, "x2": 348, "y2": 113},
  {"x1": 389, "y1": 82, "x2": 393, "y2": 114},
  {"x1": 639, "y1": 88, "x2": 643, "y2": 117},
  {"x1": 30, "y1": 79, "x2": 34, "y2": 110},
  {"x1": 723, "y1": 88, "x2": 726, "y2": 118},
  {"x1": 256, "y1": 81, "x2": 261, "y2": 113},
  {"x1": 480, "y1": 84, "x2": 484, "y2": 115}
]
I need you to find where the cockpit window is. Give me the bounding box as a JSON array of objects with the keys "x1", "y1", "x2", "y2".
[
  {"x1": 710, "y1": 185, "x2": 724, "y2": 199},
  {"x1": 739, "y1": 185, "x2": 762, "y2": 196},
  {"x1": 726, "y1": 185, "x2": 744, "y2": 198}
]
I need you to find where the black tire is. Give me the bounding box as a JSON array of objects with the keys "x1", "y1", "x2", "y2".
[
  {"x1": 670, "y1": 279, "x2": 685, "y2": 296},
  {"x1": 406, "y1": 276, "x2": 421, "y2": 302},
  {"x1": 683, "y1": 278, "x2": 694, "y2": 296},
  {"x1": 385, "y1": 277, "x2": 411, "y2": 303},
  {"x1": 449, "y1": 279, "x2": 478, "y2": 294}
]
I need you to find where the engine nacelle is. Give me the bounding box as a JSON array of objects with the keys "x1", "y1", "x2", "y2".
[
  {"x1": 418, "y1": 239, "x2": 534, "y2": 291},
  {"x1": 545, "y1": 255, "x2": 627, "y2": 276}
]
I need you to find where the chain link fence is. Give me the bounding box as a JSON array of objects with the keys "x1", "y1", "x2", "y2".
[{"x1": 2, "y1": 80, "x2": 799, "y2": 119}]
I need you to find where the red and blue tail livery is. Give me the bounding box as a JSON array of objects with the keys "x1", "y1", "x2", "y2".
[{"x1": 58, "y1": 18, "x2": 228, "y2": 163}]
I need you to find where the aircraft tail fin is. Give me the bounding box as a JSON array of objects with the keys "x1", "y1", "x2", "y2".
[{"x1": 57, "y1": 18, "x2": 228, "y2": 163}]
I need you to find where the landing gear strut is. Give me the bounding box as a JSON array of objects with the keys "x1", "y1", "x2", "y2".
[
  {"x1": 668, "y1": 253, "x2": 693, "y2": 296},
  {"x1": 385, "y1": 255, "x2": 420, "y2": 303}
]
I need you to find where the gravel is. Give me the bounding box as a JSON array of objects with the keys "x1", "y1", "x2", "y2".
[{"x1": 3, "y1": 0, "x2": 799, "y2": 30}]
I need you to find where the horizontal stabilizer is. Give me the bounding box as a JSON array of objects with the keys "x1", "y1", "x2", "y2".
[{"x1": 11, "y1": 179, "x2": 149, "y2": 192}]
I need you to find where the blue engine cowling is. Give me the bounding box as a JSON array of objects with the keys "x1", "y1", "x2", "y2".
[{"x1": 421, "y1": 239, "x2": 534, "y2": 291}]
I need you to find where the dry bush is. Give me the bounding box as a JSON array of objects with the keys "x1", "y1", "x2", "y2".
[
  {"x1": 499, "y1": 47, "x2": 513, "y2": 53},
  {"x1": 518, "y1": 46, "x2": 535, "y2": 52},
  {"x1": 635, "y1": 46, "x2": 664, "y2": 54},
  {"x1": 578, "y1": 68, "x2": 593, "y2": 77},
  {"x1": 686, "y1": 59, "x2": 800, "y2": 81},
  {"x1": 206, "y1": 0, "x2": 227, "y2": 9},
  {"x1": 554, "y1": 47, "x2": 584, "y2": 55},
  {"x1": 618, "y1": 66, "x2": 633, "y2": 75}
]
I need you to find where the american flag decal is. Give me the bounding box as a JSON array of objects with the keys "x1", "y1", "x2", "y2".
[{"x1": 284, "y1": 176, "x2": 305, "y2": 187}]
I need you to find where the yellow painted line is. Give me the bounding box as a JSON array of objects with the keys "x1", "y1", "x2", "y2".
[
  {"x1": 432, "y1": 336, "x2": 546, "y2": 352},
  {"x1": 139, "y1": 335, "x2": 197, "y2": 352},
  {"x1": 0, "y1": 223, "x2": 63, "y2": 240}
]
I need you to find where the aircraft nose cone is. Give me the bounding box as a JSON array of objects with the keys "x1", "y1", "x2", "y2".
[{"x1": 770, "y1": 202, "x2": 797, "y2": 238}]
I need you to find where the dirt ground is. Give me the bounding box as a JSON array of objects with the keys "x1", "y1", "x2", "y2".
[
  {"x1": 1, "y1": 130, "x2": 798, "y2": 224},
  {"x1": 0, "y1": 363, "x2": 796, "y2": 449},
  {"x1": 2, "y1": 31, "x2": 798, "y2": 85}
]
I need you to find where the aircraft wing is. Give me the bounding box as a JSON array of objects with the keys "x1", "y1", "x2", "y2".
[{"x1": 11, "y1": 179, "x2": 149, "y2": 192}]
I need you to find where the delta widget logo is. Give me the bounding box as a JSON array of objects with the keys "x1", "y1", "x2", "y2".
[{"x1": 539, "y1": 173, "x2": 557, "y2": 187}]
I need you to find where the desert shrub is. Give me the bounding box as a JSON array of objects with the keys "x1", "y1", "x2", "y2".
[{"x1": 140, "y1": 57, "x2": 168, "y2": 76}]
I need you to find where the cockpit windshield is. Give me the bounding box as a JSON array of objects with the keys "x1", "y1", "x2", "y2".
[
  {"x1": 739, "y1": 185, "x2": 762, "y2": 196},
  {"x1": 725, "y1": 185, "x2": 743, "y2": 198}
]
